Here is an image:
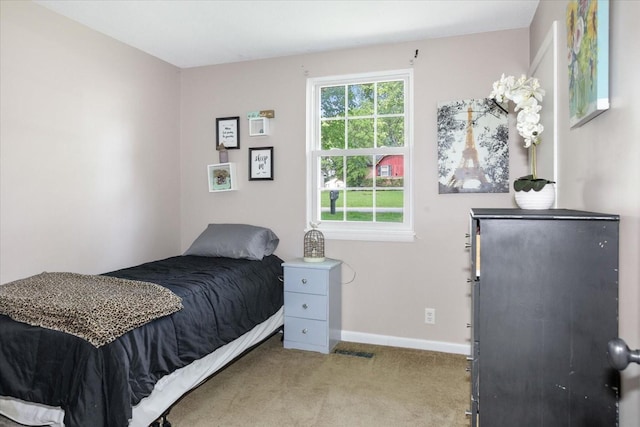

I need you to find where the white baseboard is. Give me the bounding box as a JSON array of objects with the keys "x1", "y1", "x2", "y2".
[{"x1": 340, "y1": 330, "x2": 471, "y2": 355}]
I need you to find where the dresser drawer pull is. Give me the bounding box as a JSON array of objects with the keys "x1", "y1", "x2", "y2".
[
  {"x1": 301, "y1": 278, "x2": 308, "y2": 285},
  {"x1": 465, "y1": 367, "x2": 471, "y2": 372},
  {"x1": 302, "y1": 303, "x2": 308, "y2": 309},
  {"x1": 466, "y1": 356, "x2": 473, "y2": 361},
  {"x1": 302, "y1": 328, "x2": 308, "y2": 334},
  {"x1": 465, "y1": 410, "x2": 472, "y2": 417}
]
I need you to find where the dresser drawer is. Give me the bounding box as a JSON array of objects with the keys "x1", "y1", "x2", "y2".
[
  {"x1": 284, "y1": 317, "x2": 327, "y2": 346},
  {"x1": 284, "y1": 267, "x2": 328, "y2": 295},
  {"x1": 284, "y1": 292, "x2": 327, "y2": 320}
]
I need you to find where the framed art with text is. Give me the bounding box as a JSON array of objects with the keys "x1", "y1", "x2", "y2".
[
  {"x1": 249, "y1": 147, "x2": 273, "y2": 181},
  {"x1": 216, "y1": 116, "x2": 240, "y2": 149}
]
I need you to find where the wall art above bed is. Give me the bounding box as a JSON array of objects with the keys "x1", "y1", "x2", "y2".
[
  {"x1": 437, "y1": 98, "x2": 509, "y2": 194},
  {"x1": 216, "y1": 116, "x2": 240, "y2": 149},
  {"x1": 249, "y1": 147, "x2": 273, "y2": 181},
  {"x1": 208, "y1": 162, "x2": 237, "y2": 192}
]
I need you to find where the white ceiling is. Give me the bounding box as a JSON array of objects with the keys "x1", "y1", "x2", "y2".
[{"x1": 34, "y1": 0, "x2": 540, "y2": 69}]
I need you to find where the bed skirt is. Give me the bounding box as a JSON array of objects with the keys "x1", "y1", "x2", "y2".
[{"x1": 0, "y1": 307, "x2": 284, "y2": 427}]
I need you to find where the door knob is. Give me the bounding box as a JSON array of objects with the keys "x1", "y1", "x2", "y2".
[{"x1": 607, "y1": 338, "x2": 640, "y2": 370}]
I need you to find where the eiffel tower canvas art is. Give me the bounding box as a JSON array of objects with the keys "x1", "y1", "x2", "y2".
[{"x1": 437, "y1": 98, "x2": 509, "y2": 194}]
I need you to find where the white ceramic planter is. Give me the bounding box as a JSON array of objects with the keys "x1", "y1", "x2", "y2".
[{"x1": 514, "y1": 183, "x2": 556, "y2": 209}]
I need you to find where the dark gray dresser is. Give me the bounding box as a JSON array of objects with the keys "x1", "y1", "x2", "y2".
[{"x1": 467, "y1": 209, "x2": 620, "y2": 426}]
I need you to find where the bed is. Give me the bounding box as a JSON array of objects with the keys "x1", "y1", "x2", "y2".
[{"x1": 0, "y1": 224, "x2": 284, "y2": 427}]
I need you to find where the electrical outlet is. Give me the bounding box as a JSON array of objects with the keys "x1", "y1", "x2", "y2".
[{"x1": 425, "y1": 308, "x2": 436, "y2": 324}]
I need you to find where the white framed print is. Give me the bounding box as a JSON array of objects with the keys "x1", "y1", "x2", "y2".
[{"x1": 207, "y1": 163, "x2": 237, "y2": 192}]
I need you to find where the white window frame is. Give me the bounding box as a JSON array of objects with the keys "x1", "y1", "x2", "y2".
[
  {"x1": 305, "y1": 69, "x2": 414, "y2": 242},
  {"x1": 379, "y1": 164, "x2": 392, "y2": 177}
]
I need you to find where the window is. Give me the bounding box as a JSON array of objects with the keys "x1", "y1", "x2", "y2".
[
  {"x1": 379, "y1": 164, "x2": 392, "y2": 177},
  {"x1": 306, "y1": 69, "x2": 414, "y2": 241}
]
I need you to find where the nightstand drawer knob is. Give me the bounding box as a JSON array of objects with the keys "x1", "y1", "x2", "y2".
[
  {"x1": 302, "y1": 328, "x2": 308, "y2": 334},
  {"x1": 301, "y1": 278, "x2": 308, "y2": 284},
  {"x1": 302, "y1": 303, "x2": 308, "y2": 309}
]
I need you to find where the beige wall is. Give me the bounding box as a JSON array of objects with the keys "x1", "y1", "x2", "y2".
[
  {"x1": 530, "y1": 1, "x2": 640, "y2": 426},
  {"x1": 0, "y1": 1, "x2": 182, "y2": 283},
  {"x1": 180, "y1": 29, "x2": 530, "y2": 352},
  {"x1": 3, "y1": 1, "x2": 637, "y2": 424}
]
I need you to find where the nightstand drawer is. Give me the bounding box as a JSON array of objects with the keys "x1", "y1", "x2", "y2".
[
  {"x1": 284, "y1": 317, "x2": 326, "y2": 346},
  {"x1": 284, "y1": 292, "x2": 327, "y2": 320},
  {"x1": 284, "y1": 267, "x2": 328, "y2": 295}
]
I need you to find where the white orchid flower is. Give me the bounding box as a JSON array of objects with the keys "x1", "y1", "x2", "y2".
[{"x1": 489, "y1": 74, "x2": 545, "y2": 148}]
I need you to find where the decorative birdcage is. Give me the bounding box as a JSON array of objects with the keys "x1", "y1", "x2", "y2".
[{"x1": 303, "y1": 223, "x2": 325, "y2": 262}]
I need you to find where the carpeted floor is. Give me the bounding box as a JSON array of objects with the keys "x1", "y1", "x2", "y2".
[
  {"x1": 0, "y1": 333, "x2": 470, "y2": 427},
  {"x1": 168, "y1": 334, "x2": 470, "y2": 426}
]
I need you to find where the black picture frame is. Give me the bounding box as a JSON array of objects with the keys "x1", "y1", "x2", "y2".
[
  {"x1": 249, "y1": 147, "x2": 273, "y2": 181},
  {"x1": 216, "y1": 116, "x2": 240, "y2": 149}
]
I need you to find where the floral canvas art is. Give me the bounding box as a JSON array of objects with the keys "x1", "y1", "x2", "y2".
[{"x1": 566, "y1": 0, "x2": 609, "y2": 128}]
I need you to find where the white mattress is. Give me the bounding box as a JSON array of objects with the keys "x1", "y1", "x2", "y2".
[{"x1": 0, "y1": 307, "x2": 284, "y2": 427}]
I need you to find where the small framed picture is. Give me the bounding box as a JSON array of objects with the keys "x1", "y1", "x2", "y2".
[
  {"x1": 216, "y1": 117, "x2": 240, "y2": 149},
  {"x1": 207, "y1": 163, "x2": 236, "y2": 192},
  {"x1": 249, "y1": 147, "x2": 273, "y2": 181}
]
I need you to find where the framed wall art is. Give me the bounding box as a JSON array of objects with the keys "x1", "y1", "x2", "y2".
[
  {"x1": 437, "y1": 98, "x2": 508, "y2": 194},
  {"x1": 566, "y1": 0, "x2": 609, "y2": 128},
  {"x1": 249, "y1": 147, "x2": 273, "y2": 181},
  {"x1": 207, "y1": 163, "x2": 237, "y2": 192},
  {"x1": 216, "y1": 116, "x2": 240, "y2": 149}
]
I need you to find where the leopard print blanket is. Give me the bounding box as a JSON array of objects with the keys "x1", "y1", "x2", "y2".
[{"x1": 0, "y1": 272, "x2": 183, "y2": 347}]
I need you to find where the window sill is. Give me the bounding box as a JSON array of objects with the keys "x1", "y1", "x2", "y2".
[{"x1": 319, "y1": 227, "x2": 416, "y2": 242}]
